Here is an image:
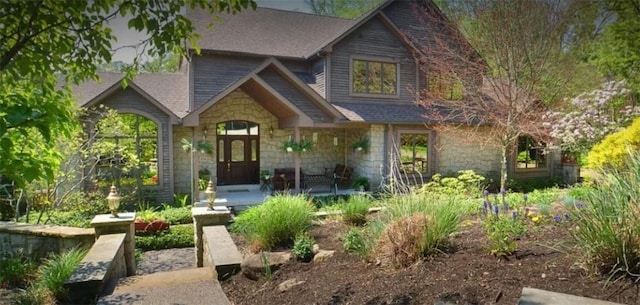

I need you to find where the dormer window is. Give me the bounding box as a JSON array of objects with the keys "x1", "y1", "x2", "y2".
[{"x1": 351, "y1": 57, "x2": 398, "y2": 97}]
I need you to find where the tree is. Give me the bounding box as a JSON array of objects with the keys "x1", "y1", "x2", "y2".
[
  {"x1": 0, "y1": 0, "x2": 256, "y2": 187},
  {"x1": 415, "y1": 0, "x2": 588, "y2": 190},
  {"x1": 591, "y1": 0, "x2": 640, "y2": 94},
  {"x1": 544, "y1": 80, "x2": 639, "y2": 156},
  {"x1": 306, "y1": 0, "x2": 383, "y2": 18}
]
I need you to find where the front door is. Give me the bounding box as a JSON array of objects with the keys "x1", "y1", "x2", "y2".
[{"x1": 216, "y1": 121, "x2": 260, "y2": 185}]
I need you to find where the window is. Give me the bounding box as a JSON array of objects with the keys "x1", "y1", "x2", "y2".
[
  {"x1": 429, "y1": 74, "x2": 463, "y2": 100},
  {"x1": 516, "y1": 136, "x2": 546, "y2": 169},
  {"x1": 400, "y1": 133, "x2": 429, "y2": 174},
  {"x1": 95, "y1": 113, "x2": 159, "y2": 188},
  {"x1": 352, "y1": 58, "x2": 397, "y2": 95}
]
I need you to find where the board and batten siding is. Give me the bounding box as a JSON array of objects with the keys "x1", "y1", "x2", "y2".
[
  {"x1": 329, "y1": 16, "x2": 417, "y2": 104},
  {"x1": 100, "y1": 88, "x2": 173, "y2": 203},
  {"x1": 192, "y1": 54, "x2": 263, "y2": 109},
  {"x1": 257, "y1": 68, "x2": 333, "y2": 123}
]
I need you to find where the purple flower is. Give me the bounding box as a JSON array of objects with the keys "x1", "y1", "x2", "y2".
[
  {"x1": 512, "y1": 211, "x2": 518, "y2": 220},
  {"x1": 500, "y1": 188, "x2": 507, "y2": 195},
  {"x1": 553, "y1": 215, "x2": 562, "y2": 222},
  {"x1": 564, "y1": 213, "x2": 570, "y2": 220},
  {"x1": 483, "y1": 189, "x2": 489, "y2": 197},
  {"x1": 575, "y1": 202, "x2": 586, "y2": 209},
  {"x1": 493, "y1": 205, "x2": 499, "y2": 216},
  {"x1": 483, "y1": 200, "x2": 489, "y2": 210}
]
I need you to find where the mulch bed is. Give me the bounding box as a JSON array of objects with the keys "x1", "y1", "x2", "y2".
[{"x1": 221, "y1": 220, "x2": 640, "y2": 305}]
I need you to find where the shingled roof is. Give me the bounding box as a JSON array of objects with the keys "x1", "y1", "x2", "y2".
[
  {"x1": 333, "y1": 102, "x2": 430, "y2": 123},
  {"x1": 72, "y1": 72, "x2": 188, "y2": 118},
  {"x1": 187, "y1": 7, "x2": 358, "y2": 59}
]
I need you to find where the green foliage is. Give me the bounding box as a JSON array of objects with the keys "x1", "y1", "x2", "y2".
[
  {"x1": 420, "y1": 170, "x2": 486, "y2": 196},
  {"x1": 158, "y1": 206, "x2": 192, "y2": 225},
  {"x1": 0, "y1": 256, "x2": 35, "y2": 288},
  {"x1": 482, "y1": 215, "x2": 527, "y2": 256},
  {"x1": 571, "y1": 151, "x2": 640, "y2": 280},
  {"x1": 135, "y1": 224, "x2": 195, "y2": 251},
  {"x1": 231, "y1": 194, "x2": 315, "y2": 250},
  {"x1": 311, "y1": 194, "x2": 351, "y2": 209},
  {"x1": 307, "y1": 0, "x2": 383, "y2": 18},
  {"x1": 351, "y1": 136, "x2": 370, "y2": 152},
  {"x1": 587, "y1": 117, "x2": 640, "y2": 170},
  {"x1": 342, "y1": 194, "x2": 371, "y2": 226},
  {"x1": 292, "y1": 233, "x2": 315, "y2": 262},
  {"x1": 16, "y1": 247, "x2": 88, "y2": 304},
  {"x1": 351, "y1": 176, "x2": 370, "y2": 191},
  {"x1": 507, "y1": 177, "x2": 565, "y2": 193},
  {"x1": 566, "y1": 185, "x2": 595, "y2": 201},
  {"x1": 343, "y1": 221, "x2": 384, "y2": 260},
  {"x1": 0, "y1": 0, "x2": 255, "y2": 187},
  {"x1": 173, "y1": 193, "x2": 191, "y2": 208}
]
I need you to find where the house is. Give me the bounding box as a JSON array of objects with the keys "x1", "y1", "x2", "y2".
[{"x1": 73, "y1": 0, "x2": 563, "y2": 203}]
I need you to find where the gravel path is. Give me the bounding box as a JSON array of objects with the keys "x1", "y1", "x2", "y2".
[{"x1": 136, "y1": 247, "x2": 195, "y2": 275}]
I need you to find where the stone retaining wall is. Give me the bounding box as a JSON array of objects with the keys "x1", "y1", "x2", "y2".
[{"x1": 0, "y1": 222, "x2": 95, "y2": 259}]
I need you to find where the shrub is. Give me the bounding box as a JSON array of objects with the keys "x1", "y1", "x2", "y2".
[
  {"x1": 343, "y1": 220, "x2": 384, "y2": 260},
  {"x1": 158, "y1": 206, "x2": 192, "y2": 225},
  {"x1": 311, "y1": 194, "x2": 351, "y2": 209},
  {"x1": 292, "y1": 233, "x2": 315, "y2": 262},
  {"x1": 135, "y1": 224, "x2": 195, "y2": 251},
  {"x1": 0, "y1": 256, "x2": 35, "y2": 288},
  {"x1": 342, "y1": 194, "x2": 371, "y2": 226},
  {"x1": 587, "y1": 117, "x2": 640, "y2": 170},
  {"x1": 231, "y1": 194, "x2": 315, "y2": 250},
  {"x1": 374, "y1": 193, "x2": 464, "y2": 267},
  {"x1": 482, "y1": 215, "x2": 527, "y2": 256},
  {"x1": 420, "y1": 170, "x2": 486, "y2": 196},
  {"x1": 16, "y1": 247, "x2": 88, "y2": 304},
  {"x1": 507, "y1": 177, "x2": 565, "y2": 193},
  {"x1": 571, "y1": 151, "x2": 640, "y2": 280}
]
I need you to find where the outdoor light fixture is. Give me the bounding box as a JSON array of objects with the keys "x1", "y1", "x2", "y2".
[
  {"x1": 333, "y1": 136, "x2": 338, "y2": 146},
  {"x1": 202, "y1": 127, "x2": 208, "y2": 138},
  {"x1": 312, "y1": 132, "x2": 318, "y2": 144},
  {"x1": 205, "y1": 181, "x2": 217, "y2": 210},
  {"x1": 106, "y1": 185, "x2": 121, "y2": 218},
  {"x1": 269, "y1": 126, "x2": 274, "y2": 138}
]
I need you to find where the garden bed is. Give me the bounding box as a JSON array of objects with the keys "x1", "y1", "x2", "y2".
[{"x1": 221, "y1": 220, "x2": 640, "y2": 305}]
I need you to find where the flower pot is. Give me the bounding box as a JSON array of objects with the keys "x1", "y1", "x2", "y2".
[
  {"x1": 286, "y1": 147, "x2": 293, "y2": 152},
  {"x1": 134, "y1": 220, "x2": 170, "y2": 232},
  {"x1": 356, "y1": 147, "x2": 363, "y2": 151},
  {"x1": 135, "y1": 221, "x2": 151, "y2": 232}
]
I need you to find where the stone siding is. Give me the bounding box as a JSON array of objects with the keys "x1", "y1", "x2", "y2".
[
  {"x1": 435, "y1": 129, "x2": 502, "y2": 178},
  {"x1": 0, "y1": 222, "x2": 95, "y2": 259},
  {"x1": 173, "y1": 125, "x2": 193, "y2": 195},
  {"x1": 347, "y1": 125, "x2": 385, "y2": 188}
]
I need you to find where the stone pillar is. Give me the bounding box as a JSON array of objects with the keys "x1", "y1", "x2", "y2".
[
  {"x1": 91, "y1": 213, "x2": 136, "y2": 276},
  {"x1": 192, "y1": 207, "x2": 230, "y2": 267}
]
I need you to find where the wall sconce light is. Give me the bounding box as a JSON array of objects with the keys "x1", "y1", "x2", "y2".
[
  {"x1": 312, "y1": 132, "x2": 318, "y2": 144},
  {"x1": 202, "y1": 127, "x2": 208, "y2": 138},
  {"x1": 333, "y1": 136, "x2": 338, "y2": 146},
  {"x1": 269, "y1": 126, "x2": 274, "y2": 138}
]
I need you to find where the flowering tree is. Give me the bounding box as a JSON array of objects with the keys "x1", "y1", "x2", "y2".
[{"x1": 543, "y1": 81, "x2": 640, "y2": 155}]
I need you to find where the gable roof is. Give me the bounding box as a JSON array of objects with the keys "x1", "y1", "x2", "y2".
[
  {"x1": 188, "y1": 7, "x2": 357, "y2": 59},
  {"x1": 73, "y1": 72, "x2": 188, "y2": 119}
]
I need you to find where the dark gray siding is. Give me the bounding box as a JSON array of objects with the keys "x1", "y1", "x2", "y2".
[
  {"x1": 258, "y1": 68, "x2": 332, "y2": 123},
  {"x1": 192, "y1": 54, "x2": 263, "y2": 108},
  {"x1": 101, "y1": 88, "x2": 173, "y2": 203},
  {"x1": 312, "y1": 59, "x2": 326, "y2": 98},
  {"x1": 329, "y1": 16, "x2": 417, "y2": 104},
  {"x1": 280, "y1": 59, "x2": 308, "y2": 73}
]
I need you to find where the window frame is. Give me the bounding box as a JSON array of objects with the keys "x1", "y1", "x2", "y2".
[
  {"x1": 395, "y1": 129, "x2": 434, "y2": 177},
  {"x1": 349, "y1": 55, "x2": 400, "y2": 98},
  {"x1": 513, "y1": 135, "x2": 549, "y2": 172}
]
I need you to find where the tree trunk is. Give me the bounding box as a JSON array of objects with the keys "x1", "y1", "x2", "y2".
[{"x1": 500, "y1": 145, "x2": 508, "y2": 191}]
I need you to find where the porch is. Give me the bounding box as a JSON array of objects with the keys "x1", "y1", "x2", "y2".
[{"x1": 193, "y1": 184, "x2": 361, "y2": 212}]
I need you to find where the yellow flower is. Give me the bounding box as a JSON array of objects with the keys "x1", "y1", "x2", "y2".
[{"x1": 531, "y1": 216, "x2": 541, "y2": 224}]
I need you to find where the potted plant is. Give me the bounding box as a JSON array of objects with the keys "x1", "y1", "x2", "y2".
[
  {"x1": 298, "y1": 139, "x2": 314, "y2": 152},
  {"x1": 351, "y1": 136, "x2": 370, "y2": 152},
  {"x1": 135, "y1": 209, "x2": 170, "y2": 232},
  {"x1": 282, "y1": 139, "x2": 297, "y2": 153},
  {"x1": 351, "y1": 176, "x2": 370, "y2": 192}
]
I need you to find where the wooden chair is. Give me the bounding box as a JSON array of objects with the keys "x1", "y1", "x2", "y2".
[{"x1": 332, "y1": 164, "x2": 354, "y2": 186}]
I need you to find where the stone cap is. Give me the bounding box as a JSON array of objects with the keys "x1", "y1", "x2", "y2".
[
  {"x1": 91, "y1": 213, "x2": 136, "y2": 226},
  {"x1": 0, "y1": 221, "x2": 95, "y2": 238}
]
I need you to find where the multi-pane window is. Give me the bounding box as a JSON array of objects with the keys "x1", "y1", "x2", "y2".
[
  {"x1": 95, "y1": 113, "x2": 159, "y2": 188},
  {"x1": 352, "y1": 59, "x2": 397, "y2": 95},
  {"x1": 516, "y1": 136, "x2": 546, "y2": 169},
  {"x1": 400, "y1": 134, "x2": 429, "y2": 174}
]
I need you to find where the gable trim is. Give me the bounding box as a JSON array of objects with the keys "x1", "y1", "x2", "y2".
[{"x1": 84, "y1": 79, "x2": 180, "y2": 124}]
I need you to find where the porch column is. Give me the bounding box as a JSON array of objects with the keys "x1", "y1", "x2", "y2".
[{"x1": 294, "y1": 127, "x2": 301, "y2": 192}]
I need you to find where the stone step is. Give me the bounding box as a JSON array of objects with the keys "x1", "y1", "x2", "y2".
[
  {"x1": 202, "y1": 225, "x2": 243, "y2": 280},
  {"x1": 97, "y1": 268, "x2": 230, "y2": 305},
  {"x1": 519, "y1": 287, "x2": 624, "y2": 305}
]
